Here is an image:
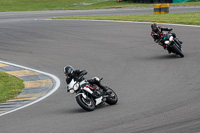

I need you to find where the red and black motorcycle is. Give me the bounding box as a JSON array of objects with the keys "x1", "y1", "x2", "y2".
[{"x1": 162, "y1": 32, "x2": 184, "y2": 57}]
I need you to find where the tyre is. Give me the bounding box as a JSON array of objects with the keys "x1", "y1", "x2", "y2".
[
  {"x1": 105, "y1": 87, "x2": 118, "y2": 105},
  {"x1": 172, "y1": 44, "x2": 184, "y2": 58},
  {"x1": 76, "y1": 94, "x2": 95, "y2": 111}
]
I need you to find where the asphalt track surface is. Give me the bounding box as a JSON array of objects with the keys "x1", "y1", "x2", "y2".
[{"x1": 0, "y1": 6, "x2": 200, "y2": 133}]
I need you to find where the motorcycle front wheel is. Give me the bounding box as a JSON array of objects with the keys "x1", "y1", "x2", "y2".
[
  {"x1": 172, "y1": 44, "x2": 184, "y2": 58},
  {"x1": 105, "y1": 87, "x2": 118, "y2": 105},
  {"x1": 76, "y1": 94, "x2": 95, "y2": 111}
]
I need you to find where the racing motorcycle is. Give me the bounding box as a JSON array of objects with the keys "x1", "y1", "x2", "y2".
[
  {"x1": 162, "y1": 32, "x2": 184, "y2": 58},
  {"x1": 67, "y1": 76, "x2": 118, "y2": 111}
]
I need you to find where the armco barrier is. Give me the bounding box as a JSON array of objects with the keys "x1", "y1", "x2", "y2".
[{"x1": 154, "y1": 4, "x2": 169, "y2": 14}]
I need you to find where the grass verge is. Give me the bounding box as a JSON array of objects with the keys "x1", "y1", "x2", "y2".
[
  {"x1": 0, "y1": 72, "x2": 24, "y2": 103},
  {"x1": 0, "y1": 0, "x2": 200, "y2": 12},
  {"x1": 54, "y1": 12, "x2": 200, "y2": 25}
]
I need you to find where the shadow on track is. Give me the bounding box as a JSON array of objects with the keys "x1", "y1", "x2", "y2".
[
  {"x1": 65, "y1": 108, "x2": 88, "y2": 113},
  {"x1": 146, "y1": 54, "x2": 184, "y2": 60},
  {"x1": 64, "y1": 104, "x2": 117, "y2": 114}
]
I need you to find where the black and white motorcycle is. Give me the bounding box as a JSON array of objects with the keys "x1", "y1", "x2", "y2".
[{"x1": 67, "y1": 76, "x2": 118, "y2": 111}]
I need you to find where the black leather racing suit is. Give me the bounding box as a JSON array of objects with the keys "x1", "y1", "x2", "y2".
[
  {"x1": 66, "y1": 70, "x2": 107, "y2": 92},
  {"x1": 66, "y1": 70, "x2": 86, "y2": 84}
]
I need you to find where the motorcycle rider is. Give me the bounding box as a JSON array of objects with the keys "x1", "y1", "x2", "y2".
[
  {"x1": 64, "y1": 65, "x2": 109, "y2": 97},
  {"x1": 151, "y1": 23, "x2": 182, "y2": 52}
]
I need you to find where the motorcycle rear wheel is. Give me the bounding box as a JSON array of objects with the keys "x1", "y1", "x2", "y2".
[
  {"x1": 76, "y1": 95, "x2": 95, "y2": 111},
  {"x1": 105, "y1": 87, "x2": 118, "y2": 105}
]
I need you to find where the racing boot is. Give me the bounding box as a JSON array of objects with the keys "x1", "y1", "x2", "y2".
[{"x1": 97, "y1": 83, "x2": 111, "y2": 95}]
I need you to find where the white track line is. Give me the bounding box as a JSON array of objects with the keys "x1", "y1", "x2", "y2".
[
  {"x1": 58, "y1": 19, "x2": 200, "y2": 28},
  {"x1": 0, "y1": 60, "x2": 60, "y2": 116}
]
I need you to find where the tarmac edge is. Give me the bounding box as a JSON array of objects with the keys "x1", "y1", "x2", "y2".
[{"x1": 0, "y1": 60, "x2": 60, "y2": 116}]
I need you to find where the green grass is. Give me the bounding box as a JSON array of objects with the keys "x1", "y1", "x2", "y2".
[
  {"x1": 0, "y1": 72, "x2": 24, "y2": 103},
  {"x1": 0, "y1": 0, "x2": 200, "y2": 12},
  {"x1": 54, "y1": 12, "x2": 200, "y2": 25}
]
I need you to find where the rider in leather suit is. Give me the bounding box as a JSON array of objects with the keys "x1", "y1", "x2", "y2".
[
  {"x1": 64, "y1": 65, "x2": 108, "y2": 96},
  {"x1": 151, "y1": 23, "x2": 183, "y2": 51}
]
